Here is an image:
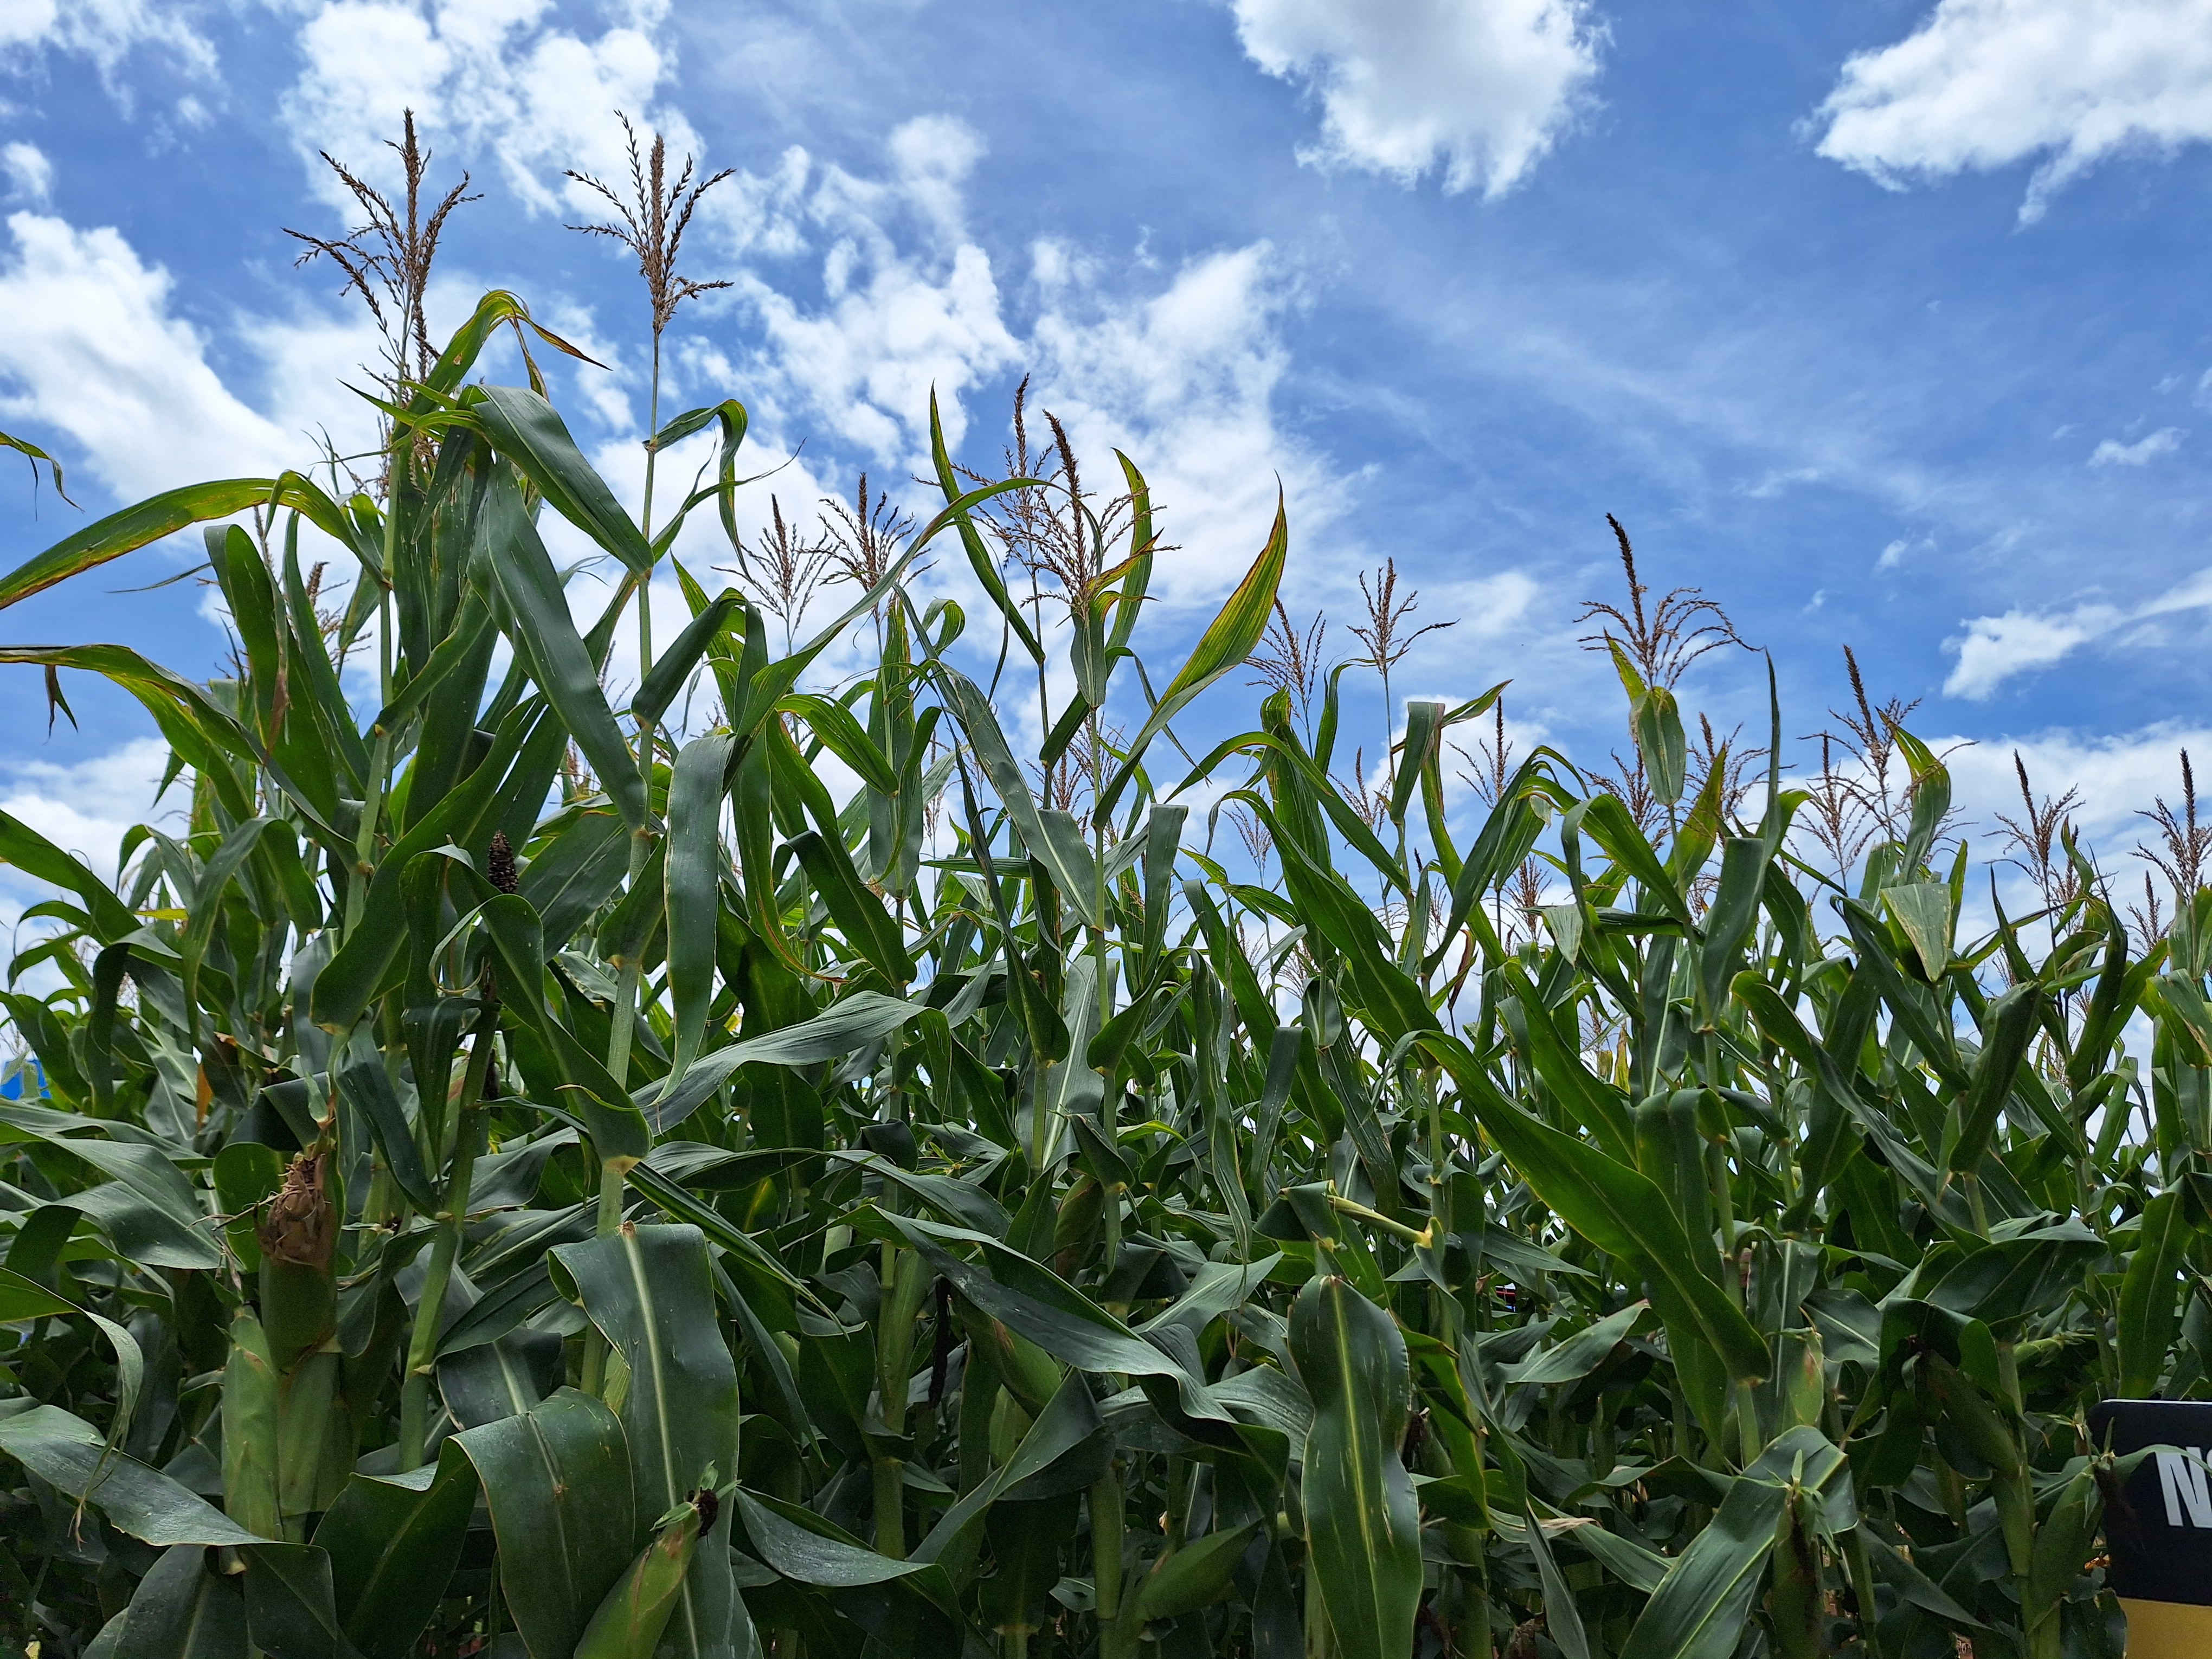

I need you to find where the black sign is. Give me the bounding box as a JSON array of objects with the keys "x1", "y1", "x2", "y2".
[{"x1": 2088, "y1": 1399, "x2": 2212, "y2": 1609}]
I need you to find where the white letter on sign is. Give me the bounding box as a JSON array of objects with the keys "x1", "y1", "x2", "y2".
[{"x1": 2156, "y1": 1448, "x2": 2212, "y2": 1528}]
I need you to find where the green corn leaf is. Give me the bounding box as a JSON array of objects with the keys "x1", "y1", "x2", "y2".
[
  {"x1": 1948, "y1": 979, "x2": 2041, "y2": 1172},
  {"x1": 238, "y1": 1542, "x2": 353, "y2": 1659},
  {"x1": 0, "y1": 644, "x2": 274, "y2": 827},
  {"x1": 1632, "y1": 684, "x2": 1688, "y2": 809},
  {"x1": 574, "y1": 1491, "x2": 709, "y2": 1659},
  {"x1": 1578, "y1": 793, "x2": 1693, "y2": 927},
  {"x1": 551, "y1": 1225, "x2": 742, "y2": 1659},
  {"x1": 640, "y1": 990, "x2": 922, "y2": 1133},
  {"x1": 1288, "y1": 1276, "x2": 1422, "y2": 1659},
  {"x1": 368, "y1": 590, "x2": 497, "y2": 740},
  {"x1": 1425, "y1": 1034, "x2": 1769, "y2": 1382},
  {"x1": 1500, "y1": 1302, "x2": 1652, "y2": 1387},
  {"x1": 930, "y1": 387, "x2": 1043, "y2": 665},
  {"x1": 449, "y1": 1389, "x2": 637, "y2": 1659},
  {"x1": 634, "y1": 589, "x2": 744, "y2": 729},
  {"x1": 475, "y1": 384, "x2": 654, "y2": 571},
  {"x1": 940, "y1": 668, "x2": 1102, "y2": 928},
  {"x1": 478, "y1": 466, "x2": 650, "y2": 830},
  {"x1": 735, "y1": 1488, "x2": 941, "y2": 1587},
  {"x1": 0, "y1": 1404, "x2": 260, "y2": 1547},
  {"x1": 648, "y1": 399, "x2": 750, "y2": 552},
  {"x1": 1881, "y1": 882, "x2": 1953, "y2": 981},
  {"x1": 419, "y1": 290, "x2": 600, "y2": 402},
  {"x1": 311, "y1": 1456, "x2": 479, "y2": 1659},
  {"x1": 0, "y1": 477, "x2": 307, "y2": 612},
  {"x1": 2119, "y1": 1189, "x2": 2191, "y2": 1397},
  {"x1": 1837, "y1": 898, "x2": 1967, "y2": 1090},
  {"x1": 176, "y1": 814, "x2": 272, "y2": 1039},
  {"x1": 471, "y1": 891, "x2": 653, "y2": 1168},
  {"x1": 1503, "y1": 974, "x2": 1636, "y2": 1161},
  {"x1": 1132, "y1": 1521, "x2": 1265, "y2": 1623},
  {"x1": 1523, "y1": 1501, "x2": 1591, "y2": 1659},
  {"x1": 0, "y1": 1267, "x2": 142, "y2": 1460},
  {"x1": 790, "y1": 829, "x2": 913, "y2": 986},
  {"x1": 892, "y1": 1214, "x2": 1236, "y2": 1429},
  {"x1": 0, "y1": 426, "x2": 75, "y2": 506},
  {"x1": 1892, "y1": 725, "x2": 1952, "y2": 872},
  {"x1": 0, "y1": 808, "x2": 144, "y2": 944},
  {"x1": 335, "y1": 1057, "x2": 439, "y2": 1217},
  {"x1": 1696, "y1": 838, "x2": 1766, "y2": 1017},
  {"x1": 781, "y1": 691, "x2": 901, "y2": 796},
  {"x1": 32, "y1": 1135, "x2": 223, "y2": 1271},
  {"x1": 520, "y1": 807, "x2": 631, "y2": 950},
  {"x1": 1098, "y1": 491, "x2": 1289, "y2": 819},
  {"x1": 111, "y1": 1545, "x2": 249, "y2": 1659},
  {"x1": 664, "y1": 732, "x2": 734, "y2": 1084},
  {"x1": 1619, "y1": 1428, "x2": 1849, "y2": 1659},
  {"x1": 310, "y1": 703, "x2": 551, "y2": 1032}
]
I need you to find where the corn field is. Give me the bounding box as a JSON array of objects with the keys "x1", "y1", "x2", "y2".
[{"x1": 0, "y1": 224, "x2": 2203, "y2": 1659}]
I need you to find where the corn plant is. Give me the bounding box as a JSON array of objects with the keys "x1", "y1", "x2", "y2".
[{"x1": 0, "y1": 277, "x2": 2200, "y2": 1659}]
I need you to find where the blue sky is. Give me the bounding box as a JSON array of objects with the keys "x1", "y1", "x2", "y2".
[{"x1": 3, "y1": 0, "x2": 2211, "y2": 891}]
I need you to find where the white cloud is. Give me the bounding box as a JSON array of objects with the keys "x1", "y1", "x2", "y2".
[
  {"x1": 1943, "y1": 721, "x2": 2212, "y2": 847},
  {"x1": 0, "y1": 212, "x2": 294, "y2": 499},
  {"x1": 1029, "y1": 239, "x2": 1327, "y2": 603},
  {"x1": 2, "y1": 142, "x2": 52, "y2": 205},
  {"x1": 1815, "y1": 0, "x2": 2212, "y2": 222},
  {"x1": 1876, "y1": 533, "x2": 1936, "y2": 570},
  {"x1": 0, "y1": 0, "x2": 214, "y2": 78},
  {"x1": 1944, "y1": 565, "x2": 2212, "y2": 698},
  {"x1": 1944, "y1": 603, "x2": 2117, "y2": 699},
  {"x1": 2089, "y1": 426, "x2": 2183, "y2": 466},
  {"x1": 0, "y1": 736, "x2": 176, "y2": 887},
  {"x1": 1230, "y1": 0, "x2": 1603, "y2": 196},
  {"x1": 281, "y1": 0, "x2": 690, "y2": 215},
  {"x1": 734, "y1": 121, "x2": 1020, "y2": 464},
  {"x1": 1410, "y1": 570, "x2": 1540, "y2": 648},
  {"x1": 0, "y1": 207, "x2": 391, "y2": 517},
  {"x1": 699, "y1": 119, "x2": 1329, "y2": 610}
]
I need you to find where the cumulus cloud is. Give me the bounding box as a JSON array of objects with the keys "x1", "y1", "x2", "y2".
[
  {"x1": 1815, "y1": 0, "x2": 2212, "y2": 222},
  {"x1": 1230, "y1": 0, "x2": 1603, "y2": 196},
  {"x1": 0, "y1": 212, "x2": 295, "y2": 498},
  {"x1": 2089, "y1": 426, "x2": 2183, "y2": 466},
  {"x1": 1943, "y1": 721, "x2": 2212, "y2": 847},
  {"x1": 0, "y1": 736, "x2": 176, "y2": 888},
  {"x1": 281, "y1": 0, "x2": 691, "y2": 214},
  {"x1": 1029, "y1": 239, "x2": 1326, "y2": 602},
  {"x1": 726, "y1": 118, "x2": 1020, "y2": 465},
  {"x1": 0, "y1": 203, "x2": 392, "y2": 522},
  {"x1": 681, "y1": 119, "x2": 1335, "y2": 610},
  {"x1": 1944, "y1": 567, "x2": 2212, "y2": 698}
]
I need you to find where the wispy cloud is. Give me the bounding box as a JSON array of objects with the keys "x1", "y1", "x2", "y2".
[
  {"x1": 1944, "y1": 603, "x2": 2120, "y2": 700},
  {"x1": 1, "y1": 143, "x2": 52, "y2": 206},
  {"x1": 1944, "y1": 567, "x2": 2212, "y2": 698},
  {"x1": 0, "y1": 0, "x2": 216, "y2": 83},
  {"x1": 2089, "y1": 426, "x2": 2183, "y2": 466},
  {"x1": 1814, "y1": 0, "x2": 2212, "y2": 223},
  {"x1": 1230, "y1": 0, "x2": 1604, "y2": 197}
]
